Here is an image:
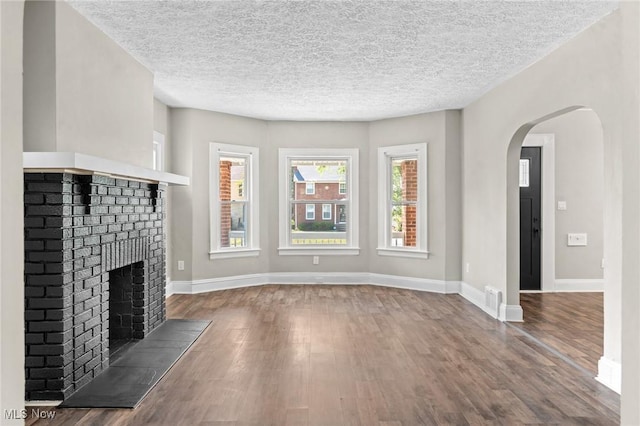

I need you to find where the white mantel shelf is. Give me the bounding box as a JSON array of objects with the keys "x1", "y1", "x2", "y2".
[{"x1": 23, "y1": 152, "x2": 189, "y2": 186}]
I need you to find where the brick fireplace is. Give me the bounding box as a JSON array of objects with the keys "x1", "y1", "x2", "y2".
[{"x1": 23, "y1": 172, "x2": 167, "y2": 401}]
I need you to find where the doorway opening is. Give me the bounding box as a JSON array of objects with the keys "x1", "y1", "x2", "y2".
[{"x1": 507, "y1": 107, "x2": 608, "y2": 381}]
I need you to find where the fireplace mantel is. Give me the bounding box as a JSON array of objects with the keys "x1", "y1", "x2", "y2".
[{"x1": 23, "y1": 152, "x2": 189, "y2": 186}]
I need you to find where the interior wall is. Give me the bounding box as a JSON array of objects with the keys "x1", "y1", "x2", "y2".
[
  {"x1": 170, "y1": 109, "x2": 269, "y2": 281},
  {"x1": 462, "y1": 4, "x2": 638, "y2": 414},
  {"x1": 170, "y1": 111, "x2": 461, "y2": 282},
  {"x1": 532, "y1": 109, "x2": 604, "y2": 281},
  {"x1": 154, "y1": 99, "x2": 172, "y2": 281},
  {"x1": 1, "y1": 0, "x2": 26, "y2": 423},
  {"x1": 23, "y1": 1, "x2": 154, "y2": 169},
  {"x1": 23, "y1": 0, "x2": 55, "y2": 153},
  {"x1": 619, "y1": 1, "x2": 640, "y2": 422},
  {"x1": 367, "y1": 110, "x2": 461, "y2": 280}
]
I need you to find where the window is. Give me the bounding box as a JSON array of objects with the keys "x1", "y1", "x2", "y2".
[
  {"x1": 377, "y1": 143, "x2": 428, "y2": 258},
  {"x1": 306, "y1": 204, "x2": 315, "y2": 220},
  {"x1": 322, "y1": 204, "x2": 332, "y2": 220},
  {"x1": 209, "y1": 143, "x2": 260, "y2": 259},
  {"x1": 152, "y1": 131, "x2": 165, "y2": 171},
  {"x1": 305, "y1": 182, "x2": 315, "y2": 194},
  {"x1": 339, "y1": 182, "x2": 346, "y2": 194},
  {"x1": 279, "y1": 148, "x2": 359, "y2": 255}
]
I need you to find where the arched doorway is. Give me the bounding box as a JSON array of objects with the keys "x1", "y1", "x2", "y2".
[{"x1": 505, "y1": 106, "x2": 621, "y2": 393}]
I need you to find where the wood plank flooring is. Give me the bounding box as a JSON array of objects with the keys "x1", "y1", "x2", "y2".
[
  {"x1": 511, "y1": 292, "x2": 604, "y2": 376},
  {"x1": 27, "y1": 285, "x2": 619, "y2": 425}
]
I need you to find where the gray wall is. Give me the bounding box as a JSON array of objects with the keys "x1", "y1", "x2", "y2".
[
  {"x1": 169, "y1": 109, "x2": 269, "y2": 282},
  {"x1": 461, "y1": 5, "x2": 640, "y2": 416},
  {"x1": 23, "y1": 1, "x2": 154, "y2": 169},
  {"x1": 154, "y1": 99, "x2": 173, "y2": 280},
  {"x1": 533, "y1": 109, "x2": 604, "y2": 280},
  {"x1": 168, "y1": 110, "x2": 462, "y2": 282},
  {"x1": 368, "y1": 110, "x2": 462, "y2": 280},
  {"x1": 1, "y1": 0, "x2": 25, "y2": 422}
]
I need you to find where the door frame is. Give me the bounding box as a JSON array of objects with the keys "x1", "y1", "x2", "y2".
[{"x1": 522, "y1": 133, "x2": 555, "y2": 292}]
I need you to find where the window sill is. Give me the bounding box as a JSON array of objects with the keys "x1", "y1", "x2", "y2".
[
  {"x1": 209, "y1": 248, "x2": 261, "y2": 260},
  {"x1": 278, "y1": 247, "x2": 360, "y2": 256},
  {"x1": 376, "y1": 248, "x2": 430, "y2": 259}
]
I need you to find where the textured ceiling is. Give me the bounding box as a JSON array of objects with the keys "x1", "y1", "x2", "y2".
[{"x1": 67, "y1": 1, "x2": 618, "y2": 121}]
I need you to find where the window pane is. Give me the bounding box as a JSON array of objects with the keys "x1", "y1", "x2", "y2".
[
  {"x1": 305, "y1": 204, "x2": 315, "y2": 220},
  {"x1": 322, "y1": 204, "x2": 332, "y2": 220},
  {"x1": 391, "y1": 158, "x2": 418, "y2": 202},
  {"x1": 290, "y1": 159, "x2": 348, "y2": 202},
  {"x1": 219, "y1": 156, "x2": 247, "y2": 201},
  {"x1": 339, "y1": 182, "x2": 346, "y2": 194},
  {"x1": 220, "y1": 202, "x2": 247, "y2": 248},
  {"x1": 390, "y1": 204, "x2": 417, "y2": 247},
  {"x1": 519, "y1": 159, "x2": 530, "y2": 187}
]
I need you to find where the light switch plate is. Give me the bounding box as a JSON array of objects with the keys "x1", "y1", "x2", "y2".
[
  {"x1": 567, "y1": 233, "x2": 587, "y2": 246},
  {"x1": 557, "y1": 201, "x2": 567, "y2": 211}
]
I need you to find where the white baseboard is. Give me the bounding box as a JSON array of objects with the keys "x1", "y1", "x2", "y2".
[
  {"x1": 172, "y1": 273, "x2": 268, "y2": 294},
  {"x1": 554, "y1": 279, "x2": 604, "y2": 292},
  {"x1": 459, "y1": 281, "x2": 498, "y2": 319},
  {"x1": 268, "y1": 272, "x2": 369, "y2": 285},
  {"x1": 169, "y1": 272, "x2": 461, "y2": 295},
  {"x1": 596, "y1": 356, "x2": 621, "y2": 394},
  {"x1": 369, "y1": 273, "x2": 460, "y2": 294},
  {"x1": 166, "y1": 276, "x2": 175, "y2": 297},
  {"x1": 499, "y1": 303, "x2": 523, "y2": 322}
]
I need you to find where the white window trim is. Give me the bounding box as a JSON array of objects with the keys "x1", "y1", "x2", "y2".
[
  {"x1": 279, "y1": 148, "x2": 359, "y2": 256},
  {"x1": 153, "y1": 131, "x2": 165, "y2": 171},
  {"x1": 377, "y1": 143, "x2": 429, "y2": 259},
  {"x1": 322, "y1": 204, "x2": 332, "y2": 220},
  {"x1": 305, "y1": 182, "x2": 315, "y2": 195},
  {"x1": 306, "y1": 204, "x2": 315, "y2": 220},
  {"x1": 209, "y1": 142, "x2": 260, "y2": 260}
]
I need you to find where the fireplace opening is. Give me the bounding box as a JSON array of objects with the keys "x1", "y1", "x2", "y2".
[{"x1": 109, "y1": 261, "x2": 145, "y2": 360}]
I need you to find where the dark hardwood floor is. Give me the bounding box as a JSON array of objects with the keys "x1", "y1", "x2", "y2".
[
  {"x1": 511, "y1": 292, "x2": 604, "y2": 376},
  {"x1": 27, "y1": 285, "x2": 619, "y2": 425}
]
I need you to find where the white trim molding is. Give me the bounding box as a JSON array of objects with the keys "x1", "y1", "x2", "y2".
[
  {"x1": 169, "y1": 273, "x2": 461, "y2": 296},
  {"x1": 499, "y1": 303, "x2": 524, "y2": 322},
  {"x1": 209, "y1": 142, "x2": 260, "y2": 260},
  {"x1": 278, "y1": 148, "x2": 360, "y2": 256},
  {"x1": 153, "y1": 130, "x2": 166, "y2": 172},
  {"x1": 457, "y1": 282, "x2": 523, "y2": 321},
  {"x1": 596, "y1": 356, "x2": 621, "y2": 394},
  {"x1": 554, "y1": 279, "x2": 604, "y2": 292},
  {"x1": 377, "y1": 143, "x2": 429, "y2": 258},
  {"x1": 23, "y1": 152, "x2": 189, "y2": 185}
]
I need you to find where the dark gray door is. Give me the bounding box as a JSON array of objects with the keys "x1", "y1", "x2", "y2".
[{"x1": 520, "y1": 147, "x2": 542, "y2": 291}]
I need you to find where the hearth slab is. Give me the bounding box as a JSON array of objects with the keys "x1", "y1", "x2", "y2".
[{"x1": 60, "y1": 319, "x2": 210, "y2": 408}]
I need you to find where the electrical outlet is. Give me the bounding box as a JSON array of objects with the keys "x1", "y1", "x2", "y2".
[
  {"x1": 178, "y1": 260, "x2": 185, "y2": 271},
  {"x1": 465, "y1": 263, "x2": 470, "y2": 273},
  {"x1": 313, "y1": 256, "x2": 319, "y2": 265}
]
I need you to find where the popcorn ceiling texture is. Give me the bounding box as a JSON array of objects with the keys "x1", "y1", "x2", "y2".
[{"x1": 67, "y1": 1, "x2": 617, "y2": 121}]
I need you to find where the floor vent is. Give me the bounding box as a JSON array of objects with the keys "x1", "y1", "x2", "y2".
[{"x1": 484, "y1": 286, "x2": 502, "y2": 318}]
